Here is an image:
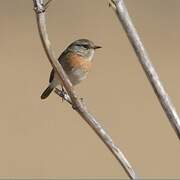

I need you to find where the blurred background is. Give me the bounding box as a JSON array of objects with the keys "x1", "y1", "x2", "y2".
[{"x1": 0, "y1": 0, "x2": 180, "y2": 178}]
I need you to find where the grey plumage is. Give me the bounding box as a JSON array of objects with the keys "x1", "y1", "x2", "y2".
[{"x1": 41, "y1": 39, "x2": 101, "y2": 100}]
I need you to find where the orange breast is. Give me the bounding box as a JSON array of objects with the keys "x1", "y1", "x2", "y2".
[{"x1": 67, "y1": 53, "x2": 92, "y2": 73}]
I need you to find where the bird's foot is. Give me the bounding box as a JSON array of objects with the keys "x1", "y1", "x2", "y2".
[{"x1": 61, "y1": 87, "x2": 66, "y2": 102}]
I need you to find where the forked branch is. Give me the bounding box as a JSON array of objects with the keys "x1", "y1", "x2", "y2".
[
  {"x1": 110, "y1": 0, "x2": 180, "y2": 139},
  {"x1": 32, "y1": 0, "x2": 138, "y2": 179}
]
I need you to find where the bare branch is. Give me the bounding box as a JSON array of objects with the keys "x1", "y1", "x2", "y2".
[
  {"x1": 32, "y1": 0, "x2": 138, "y2": 179},
  {"x1": 54, "y1": 88, "x2": 72, "y2": 105},
  {"x1": 110, "y1": 0, "x2": 180, "y2": 139}
]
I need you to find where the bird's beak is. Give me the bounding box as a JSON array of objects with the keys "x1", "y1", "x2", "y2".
[{"x1": 93, "y1": 45, "x2": 102, "y2": 50}]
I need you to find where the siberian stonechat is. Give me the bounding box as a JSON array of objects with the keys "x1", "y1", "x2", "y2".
[{"x1": 41, "y1": 39, "x2": 101, "y2": 99}]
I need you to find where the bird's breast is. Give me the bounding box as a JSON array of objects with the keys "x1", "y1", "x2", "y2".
[
  {"x1": 68, "y1": 53, "x2": 92, "y2": 70},
  {"x1": 61, "y1": 53, "x2": 92, "y2": 85}
]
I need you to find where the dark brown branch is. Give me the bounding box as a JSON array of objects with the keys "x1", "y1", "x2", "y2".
[
  {"x1": 32, "y1": 0, "x2": 138, "y2": 179},
  {"x1": 110, "y1": 0, "x2": 180, "y2": 139}
]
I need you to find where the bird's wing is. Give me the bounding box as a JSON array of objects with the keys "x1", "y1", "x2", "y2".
[
  {"x1": 49, "y1": 49, "x2": 68, "y2": 83},
  {"x1": 58, "y1": 49, "x2": 68, "y2": 63}
]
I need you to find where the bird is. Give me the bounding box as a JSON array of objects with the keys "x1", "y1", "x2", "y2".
[{"x1": 41, "y1": 39, "x2": 102, "y2": 99}]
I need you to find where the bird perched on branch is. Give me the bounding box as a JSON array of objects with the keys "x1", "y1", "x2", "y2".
[{"x1": 41, "y1": 39, "x2": 102, "y2": 99}]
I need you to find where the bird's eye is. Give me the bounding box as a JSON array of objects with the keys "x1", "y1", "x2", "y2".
[
  {"x1": 83, "y1": 44, "x2": 89, "y2": 49},
  {"x1": 76, "y1": 44, "x2": 90, "y2": 49}
]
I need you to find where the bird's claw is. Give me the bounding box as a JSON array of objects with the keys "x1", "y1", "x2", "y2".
[{"x1": 61, "y1": 87, "x2": 66, "y2": 102}]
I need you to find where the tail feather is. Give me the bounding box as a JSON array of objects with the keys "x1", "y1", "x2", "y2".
[{"x1": 41, "y1": 85, "x2": 54, "y2": 100}]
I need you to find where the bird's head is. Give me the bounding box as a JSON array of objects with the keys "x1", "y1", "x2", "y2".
[{"x1": 68, "y1": 39, "x2": 102, "y2": 60}]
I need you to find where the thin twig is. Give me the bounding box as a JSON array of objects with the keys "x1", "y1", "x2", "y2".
[
  {"x1": 108, "y1": 0, "x2": 116, "y2": 10},
  {"x1": 32, "y1": 0, "x2": 138, "y2": 179},
  {"x1": 44, "y1": 0, "x2": 54, "y2": 10},
  {"x1": 110, "y1": 0, "x2": 180, "y2": 139}
]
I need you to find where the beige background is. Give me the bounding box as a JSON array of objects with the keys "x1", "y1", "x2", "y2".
[{"x1": 0, "y1": 0, "x2": 180, "y2": 178}]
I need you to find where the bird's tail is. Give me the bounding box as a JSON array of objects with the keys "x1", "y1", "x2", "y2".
[{"x1": 41, "y1": 84, "x2": 54, "y2": 100}]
